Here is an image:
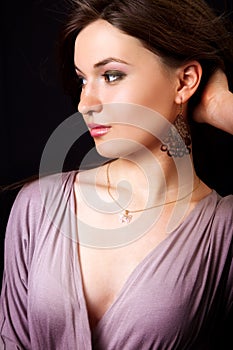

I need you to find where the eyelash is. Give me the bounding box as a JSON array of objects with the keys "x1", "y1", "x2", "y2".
[
  {"x1": 76, "y1": 70, "x2": 126, "y2": 87},
  {"x1": 77, "y1": 76, "x2": 87, "y2": 87},
  {"x1": 102, "y1": 70, "x2": 126, "y2": 83}
]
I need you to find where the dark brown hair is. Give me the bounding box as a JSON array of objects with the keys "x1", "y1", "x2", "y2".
[{"x1": 59, "y1": 0, "x2": 233, "y2": 109}]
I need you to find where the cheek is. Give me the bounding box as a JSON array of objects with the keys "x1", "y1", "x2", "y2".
[
  {"x1": 95, "y1": 108, "x2": 168, "y2": 159},
  {"x1": 99, "y1": 103, "x2": 170, "y2": 140},
  {"x1": 140, "y1": 86, "x2": 171, "y2": 116},
  {"x1": 120, "y1": 76, "x2": 175, "y2": 120},
  {"x1": 95, "y1": 125, "x2": 161, "y2": 160}
]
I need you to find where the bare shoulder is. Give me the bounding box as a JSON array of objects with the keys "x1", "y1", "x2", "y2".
[
  {"x1": 74, "y1": 164, "x2": 112, "y2": 226},
  {"x1": 74, "y1": 164, "x2": 109, "y2": 200}
]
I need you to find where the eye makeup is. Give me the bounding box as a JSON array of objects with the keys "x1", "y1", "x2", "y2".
[{"x1": 102, "y1": 70, "x2": 126, "y2": 83}]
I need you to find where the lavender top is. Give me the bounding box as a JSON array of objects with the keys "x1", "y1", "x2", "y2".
[{"x1": 0, "y1": 171, "x2": 233, "y2": 349}]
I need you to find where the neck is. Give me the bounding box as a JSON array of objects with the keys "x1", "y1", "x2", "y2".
[{"x1": 106, "y1": 149, "x2": 198, "y2": 212}]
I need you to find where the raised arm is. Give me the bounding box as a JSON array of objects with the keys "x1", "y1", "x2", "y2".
[{"x1": 193, "y1": 69, "x2": 233, "y2": 135}]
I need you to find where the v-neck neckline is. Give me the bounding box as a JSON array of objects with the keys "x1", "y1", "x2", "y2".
[{"x1": 69, "y1": 171, "x2": 217, "y2": 335}]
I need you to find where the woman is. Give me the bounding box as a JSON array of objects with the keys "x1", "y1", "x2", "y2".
[{"x1": 1, "y1": 0, "x2": 233, "y2": 349}]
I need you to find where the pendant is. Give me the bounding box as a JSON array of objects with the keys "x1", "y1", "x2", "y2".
[{"x1": 119, "y1": 210, "x2": 133, "y2": 224}]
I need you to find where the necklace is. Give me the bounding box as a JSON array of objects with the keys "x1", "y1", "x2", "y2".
[{"x1": 106, "y1": 162, "x2": 201, "y2": 224}]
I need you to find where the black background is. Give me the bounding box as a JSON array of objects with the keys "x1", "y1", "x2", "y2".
[
  {"x1": 0, "y1": 0, "x2": 95, "y2": 283},
  {"x1": 0, "y1": 1, "x2": 233, "y2": 346}
]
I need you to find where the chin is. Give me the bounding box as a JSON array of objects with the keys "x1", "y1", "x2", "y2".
[{"x1": 95, "y1": 139, "x2": 147, "y2": 159}]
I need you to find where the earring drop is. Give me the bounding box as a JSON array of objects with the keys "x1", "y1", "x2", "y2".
[{"x1": 160, "y1": 102, "x2": 191, "y2": 157}]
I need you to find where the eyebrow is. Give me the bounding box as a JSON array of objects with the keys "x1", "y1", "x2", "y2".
[
  {"x1": 94, "y1": 57, "x2": 129, "y2": 68},
  {"x1": 75, "y1": 57, "x2": 130, "y2": 74}
]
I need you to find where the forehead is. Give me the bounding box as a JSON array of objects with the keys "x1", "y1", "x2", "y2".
[{"x1": 74, "y1": 19, "x2": 146, "y2": 65}]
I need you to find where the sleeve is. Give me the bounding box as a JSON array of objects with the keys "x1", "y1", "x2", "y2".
[
  {"x1": 220, "y1": 196, "x2": 233, "y2": 315},
  {"x1": 0, "y1": 183, "x2": 41, "y2": 350},
  {"x1": 212, "y1": 195, "x2": 233, "y2": 348}
]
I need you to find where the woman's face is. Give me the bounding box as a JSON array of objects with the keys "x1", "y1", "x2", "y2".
[{"x1": 74, "y1": 19, "x2": 179, "y2": 158}]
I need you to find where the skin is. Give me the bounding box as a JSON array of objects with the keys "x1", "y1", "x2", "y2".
[
  {"x1": 75, "y1": 20, "x2": 203, "y2": 158},
  {"x1": 75, "y1": 20, "x2": 178, "y2": 159},
  {"x1": 193, "y1": 69, "x2": 233, "y2": 134},
  {"x1": 73, "y1": 19, "x2": 211, "y2": 330},
  {"x1": 74, "y1": 19, "x2": 206, "y2": 203}
]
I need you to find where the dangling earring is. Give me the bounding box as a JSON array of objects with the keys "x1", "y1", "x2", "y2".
[{"x1": 160, "y1": 102, "x2": 191, "y2": 157}]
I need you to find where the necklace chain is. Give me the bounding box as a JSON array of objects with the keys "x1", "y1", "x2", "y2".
[{"x1": 106, "y1": 162, "x2": 201, "y2": 223}]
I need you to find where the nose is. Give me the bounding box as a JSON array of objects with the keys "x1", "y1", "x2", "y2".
[{"x1": 78, "y1": 89, "x2": 102, "y2": 115}]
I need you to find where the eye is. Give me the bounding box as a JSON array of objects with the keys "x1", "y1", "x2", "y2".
[
  {"x1": 102, "y1": 70, "x2": 126, "y2": 84},
  {"x1": 75, "y1": 74, "x2": 87, "y2": 88},
  {"x1": 78, "y1": 76, "x2": 87, "y2": 87}
]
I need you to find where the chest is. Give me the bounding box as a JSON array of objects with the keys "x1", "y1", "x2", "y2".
[
  {"x1": 77, "y1": 229, "x2": 171, "y2": 330},
  {"x1": 29, "y1": 220, "x2": 221, "y2": 348},
  {"x1": 77, "y1": 235, "x2": 210, "y2": 335}
]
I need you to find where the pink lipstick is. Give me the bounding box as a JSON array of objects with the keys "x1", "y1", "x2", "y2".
[{"x1": 88, "y1": 124, "x2": 112, "y2": 138}]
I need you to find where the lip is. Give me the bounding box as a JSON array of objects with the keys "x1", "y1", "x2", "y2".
[{"x1": 87, "y1": 123, "x2": 112, "y2": 138}]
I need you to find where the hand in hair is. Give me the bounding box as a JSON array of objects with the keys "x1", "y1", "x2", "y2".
[{"x1": 193, "y1": 69, "x2": 233, "y2": 134}]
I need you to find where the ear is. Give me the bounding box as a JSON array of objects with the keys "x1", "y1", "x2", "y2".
[{"x1": 175, "y1": 61, "x2": 202, "y2": 104}]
